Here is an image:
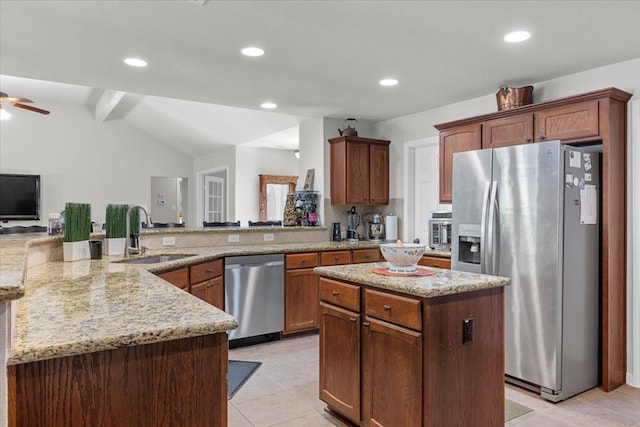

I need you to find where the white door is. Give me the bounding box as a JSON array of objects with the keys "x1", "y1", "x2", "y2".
[
  {"x1": 204, "y1": 176, "x2": 225, "y2": 222},
  {"x1": 413, "y1": 144, "x2": 441, "y2": 245}
]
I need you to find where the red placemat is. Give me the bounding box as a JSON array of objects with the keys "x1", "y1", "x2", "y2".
[{"x1": 372, "y1": 266, "x2": 436, "y2": 277}]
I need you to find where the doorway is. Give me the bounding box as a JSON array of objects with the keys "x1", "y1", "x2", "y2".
[{"x1": 200, "y1": 168, "x2": 228, "y2": 224}]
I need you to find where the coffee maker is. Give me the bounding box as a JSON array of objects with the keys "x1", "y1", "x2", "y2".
[{"x1": 363, "y1": 213, "x2": 385, "y2": 242}]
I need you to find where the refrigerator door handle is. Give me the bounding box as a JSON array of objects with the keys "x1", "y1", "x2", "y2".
[
  {"x1": 487, "y1": 181, "x2": 498, "y2": 275},
  {"x1": 480, "y1": 181, "x2": 491, "y2": 274}
]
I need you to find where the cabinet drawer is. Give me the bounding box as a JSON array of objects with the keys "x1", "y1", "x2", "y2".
[
  {"x1": 352, "y1": 248, "x2": 381, "y2": 263},
  {"x1": 319, "y1": 278, "x2": 360, "y2": 312},
  {"x1": 190, "y1": 259, "x2": 223, "y2": 284},
  {"x1": 286, "y1": 252, "x2": 319, "y2": 269},
  {"x1": 364, "y1": 289, "x2": 422, "y2": 331},
  {"x1": 320, "y1": 250, "x2": 352, "y2": 266},
  {"x1": 158, "y1": 268, "x2": 190, "y2": 290},
  {"x1": 418, "y1": 256, "x2": 451, "y2": 269}
]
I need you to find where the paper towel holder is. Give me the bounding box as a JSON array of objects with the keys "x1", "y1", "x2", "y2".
[{"x1": 384, "y1": 213, "x2": 398, "y2": 242}]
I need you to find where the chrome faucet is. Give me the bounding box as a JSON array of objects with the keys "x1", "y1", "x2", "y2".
[{"x1": 125, "y1": 205, "x2": 152, "y2": 258}]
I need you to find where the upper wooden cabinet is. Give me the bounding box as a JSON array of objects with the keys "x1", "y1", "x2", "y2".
[
  {"x1": 329, "y1": 136, "x2": 390, "y2": 205},
  {"x1": 438, "y1": 124, "x2": 481, "y2": 203},
  {"x1": 435, "y1": 87, "x2": 632, "y2": 393}
]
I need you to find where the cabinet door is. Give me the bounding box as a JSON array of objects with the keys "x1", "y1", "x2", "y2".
[
  {"x1": 369, "y1": 144, "x2": 389, "y2": 204},
  {"x1": 482, "y1": 113, "x2": 533, "y2": 148},
  {"x1": 362, "y1": 317, "x2": 422, "y2": 427},
  {"x1": 439, "y1": 124, "x2": 482, "y2": 203},
  {"x1": 319, "y1": 302, "x2": 361, "y2": 424},
  {"x1": 284, "y1": 268, "x2": 319, "y2": 333},
  {"x1": 418, "y1": 255, "x2": 451, "y2": 269},
  {"x1": 190, "y1": 276, "x2": 224, "y2": 309},
  {"x1": 535, "y1": 100, "x2": 599, "y2": 142},
  {"x1": 346, "y1": 141, "x2": 370, "y2": 204},
  {"x1": 158, "y1": 268, "x2": 190, "y2": 291}
]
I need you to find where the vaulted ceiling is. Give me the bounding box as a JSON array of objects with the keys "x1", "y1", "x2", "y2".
[{"x1": 1, "y1": 1, "x2": 639, "y2": 156}]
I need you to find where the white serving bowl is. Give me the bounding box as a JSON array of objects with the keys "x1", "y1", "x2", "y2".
[{"x1": 379, "y1": 242, "x2": 426, "y2": 273}]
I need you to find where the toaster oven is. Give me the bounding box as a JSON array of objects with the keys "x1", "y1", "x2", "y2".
[{"x1": 428, "y1": 211, "x2": 452, "y2": 250}]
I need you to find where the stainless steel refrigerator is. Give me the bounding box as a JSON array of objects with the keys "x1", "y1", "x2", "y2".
[{"x1": 451, "y1": 140, "x2": 600, "y2": 402}]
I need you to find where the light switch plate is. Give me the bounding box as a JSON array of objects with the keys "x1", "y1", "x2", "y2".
[
  {"x1": 263, "y1": 233, "x2": 274, "y2": 242},
  {"x1": 228, "y1": 234, "x2": 240, "y2": 243},
  {"x1": 162, "y1": 236, "x2": 176, "y2": 246}
]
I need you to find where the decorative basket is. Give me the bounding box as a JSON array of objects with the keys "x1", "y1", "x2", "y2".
[{"x1": 496, "y1": 85, "x2": 533, "y2": 111}]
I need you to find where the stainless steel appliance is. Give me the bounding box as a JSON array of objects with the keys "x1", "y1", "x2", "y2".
[
  {"x1": 346, "y1": 206, "x2": 360, "y2": 241},
  {"x1": 452, "y1": 140, "x2": 600, "y2": 402},
  {"x1": 363, "y1": 213, "x2": 385, "y2": 241},
  {"x1": 224, "y1": 254, "x2": 284, "y2": 341},
  {"x1": 428, "y1": 211, "x2": 452, "y2": 250}
]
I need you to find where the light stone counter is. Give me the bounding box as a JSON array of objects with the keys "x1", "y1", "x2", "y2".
[
  {"x1": 314, "y1": 262, "x2": 509, "y2": 298},
  {"x1": 1, "y1": 230, "x2": 453, "y2": 366}
]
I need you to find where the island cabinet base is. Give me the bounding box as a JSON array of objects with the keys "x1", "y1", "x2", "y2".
[
  {"x1": 319, "y1": 277, "x2": 504, "y2": 427},
  {"x1": 8, "y1": 333, "x2": 228, "y2": 427}
]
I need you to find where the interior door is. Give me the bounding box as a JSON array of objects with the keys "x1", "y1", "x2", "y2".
[
  {"x1": 413, "y1": 144, "x2": 441, "y2": 245},
  {"x1": 204, "y1": 175, "x2": 225, "y2": 222}
]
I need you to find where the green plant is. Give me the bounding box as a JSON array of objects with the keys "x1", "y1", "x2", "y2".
[
  {"x1": 130, "y1": 208, "x2": 140, "y2": 234},
  {"x1": 105, "y1": 204, "x2": 128, "y2": 238},
  {"x1": 63, "y1": 202, "x2": 91, "y2": 242}
]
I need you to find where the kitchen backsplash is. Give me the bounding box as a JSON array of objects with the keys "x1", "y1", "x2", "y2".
[{"x1": 323, "y1": 198, "x2": 403, "y2": 242}]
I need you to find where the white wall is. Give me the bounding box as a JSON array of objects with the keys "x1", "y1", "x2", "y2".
[
  {"x1": 0, "y1": 99, "x2": 193, "y2": 226},
  {"x1": 374, "y1": 57, "x2": 640, "y2": 387}
]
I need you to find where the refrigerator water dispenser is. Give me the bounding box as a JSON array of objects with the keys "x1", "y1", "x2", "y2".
[{"x1": 457, "y1": 223, "x2": 481, "y2": 265}]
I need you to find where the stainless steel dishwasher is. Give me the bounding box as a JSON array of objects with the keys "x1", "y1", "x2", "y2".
[{"x1": 224, "y1": 254, "x2": 284, "y2": 341}]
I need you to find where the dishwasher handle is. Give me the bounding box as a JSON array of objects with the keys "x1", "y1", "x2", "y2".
[{"x1": 225, "y1": 260, "x2": 284, "y2": 269}]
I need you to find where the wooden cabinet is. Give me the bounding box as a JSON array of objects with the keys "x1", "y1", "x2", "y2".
[
  {"x1": 435, "y1": 88, "x2": 633, "y2": 392},
  {"x1": 320, "y1": 250, "x2": 351, "y2": 266},
  {"x1": 438, "y1": 124, "x2": 482, "y2": 203},
  {"x1": 319, "y1": 276, "x2": 505, "y2": 426},
  {"x1": 329, "y1": 136, "x2": 391, "y2": 205},
  {"x1": 157, "y1": 259, "x2": 224, "y2": 309},
  {"x1": 284, "y1": 253, "x2": 319, "y2": 334},
  {"x1": 534, "y1": 100, "x2": 599, "y2": 142},
  {"x1": 352, "y1": 248, "x2": 381, "y2": 263},
  {"x1": 482, "y1": 113, "x2": 533, "y2": 148},
  {"x1": 418, "y1": 255, "x2": 451, "y2": 269}
]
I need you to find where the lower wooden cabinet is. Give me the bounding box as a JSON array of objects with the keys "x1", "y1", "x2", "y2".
[
  {"x1": 159, "y1": 267, "x2": 190, "y2": 291},
  {"x1": 418, "y1": 255, "x2": 451, "y2": 269},
  {"x1": 191, "y1": 276, "x2": 224, "y2": 309},
  {"x1": 319, "y1": 276, "x2": 505, "y2": 426},
  {"x1": 285, "y1": 268, "x2": 319, "y2": 333}
]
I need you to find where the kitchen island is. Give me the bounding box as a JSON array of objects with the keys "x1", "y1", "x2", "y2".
[{"x1": 314, "y1": 263, "x2": 510, "y2": 427}]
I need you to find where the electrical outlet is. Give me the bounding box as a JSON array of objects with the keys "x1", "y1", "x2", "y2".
[
  {"x1": 162, "y1": 236, "x2": 176, "y2": 246},
  {"x1": 463, "y1": 318, "x2": 474, "y2": 345},
  {"x1": 263, "y1": 233, "x2": 274, "y2": 242},
  {"x1": 228, "y1": 234, "x2": 240, "y2": 243}
]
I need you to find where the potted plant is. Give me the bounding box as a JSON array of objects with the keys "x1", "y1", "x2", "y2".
[
  {"x1": 63, "y1": 202, "x2": 92, "y2": 262},
  {"x1": 104, "y1": 204, "x2": 128, "y2": 255}
]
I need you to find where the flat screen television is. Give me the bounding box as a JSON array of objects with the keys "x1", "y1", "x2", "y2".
[{"x1": 0, "y1": 173, "x2": 41, "y2": 221}]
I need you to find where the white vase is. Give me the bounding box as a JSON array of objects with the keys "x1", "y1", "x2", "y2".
[
  {"x1": 103, "y1": 237, "x2": 126, "y2": 256},
  {"x1": 63, "y1": 240, "x2": 91, "y2": 262}
]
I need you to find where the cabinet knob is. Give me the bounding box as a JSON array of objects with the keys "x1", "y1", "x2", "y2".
[
  {"x1": 349, "y1": 317, "x2": 357, "y2": 323},
  {"x1": 300, "y1": 260, "x2": 306, "y2": 264},
  {"x1": 525, "y1": 138, "x2": 532, "y2": 143},
  {"x1": 383, "y1": 304, "x2": 391, "y2": 311},
  {"x1": 332, "y1": 290, "x2": 339, "y2": 296},
  {"x1": 334, "y1": 256, "x2": 339, "y2": 261},
  {"x1": 539, "y1": 135, "x2": 546, "y2": 141},
  {"x1": 363, "y1": 321, "x2": 370, "y2": 327},
  {"x1": 208, "y1": 282, "x2": 214, "y2": 288},
  {"x1": 206, "y1": 268, "x2": 213, "y2": 273}
]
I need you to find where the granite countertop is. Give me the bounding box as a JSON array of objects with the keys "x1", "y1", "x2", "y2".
[
  {"x1": 314, "y1": 263, "x2": 510, "y2": 298},
  {"x1": 1, "y1": 232, "x2": 453, "y2": 366}
]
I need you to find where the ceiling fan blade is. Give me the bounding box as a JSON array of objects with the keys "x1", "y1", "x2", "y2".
[{"x1": 12, "y1": 102, "x2": 50, "y2": 115}]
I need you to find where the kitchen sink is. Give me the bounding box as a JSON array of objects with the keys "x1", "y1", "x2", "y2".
[{"x1": 117, "y1": 254, "x2": 196, "y2": 264}]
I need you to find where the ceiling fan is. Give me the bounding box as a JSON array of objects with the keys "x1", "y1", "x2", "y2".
[{"x1": 0, "y1": 91, "x2": 50, "y2": 116}]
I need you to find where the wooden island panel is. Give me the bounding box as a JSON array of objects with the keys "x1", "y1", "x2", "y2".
[{"x1": 8, "y1": 333, "x2": 228, "y2": 427}]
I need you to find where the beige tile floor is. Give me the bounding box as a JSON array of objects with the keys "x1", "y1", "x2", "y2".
[{"x1": 228, "y1": 334, "x2": 640, "y2": 426}]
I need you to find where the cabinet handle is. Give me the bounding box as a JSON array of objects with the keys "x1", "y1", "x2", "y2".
[
  {"x1": 539, "y1": 135, "x2": 546, "y2": 141},
  {"x1": 363, "y1": 321, "x2": 370, "y2": 327},
  {"x1": 206, "y1": 268, "x2": 213, "y2": 273},
  {"x1": 332, "y1": 290, "x2": 339, "y2": 296},
  {"x1": 349, "y1": 317, "x2": 357, "y2": 323},
  {"x1": 207, "y1": 282, "x2": 214, "y2": 288},
  {"x1": 525, "y1": 138, "x2": 532, "y2": 143},
  {"x1": 334, "y1": 256, "x2": 339, "y2": 262},
  {"x1": 300, "y1": 260, "x2": 306, "y2": 264},
  {"x1": 383, "y1": 304, "x2": 391, "y2": 311}
]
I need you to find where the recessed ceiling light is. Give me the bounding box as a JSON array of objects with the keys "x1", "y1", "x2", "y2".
[
  {"x1": 504, "y1": 31, "x2": 531, "y2": 43},
  {"x1": 379, "y1": 78, "x2": 399, "y2": 86},
  {"x1": 242, "y1": 47, "x2": 265, "y2": 57},
  {"x1": 0, "y1": 109, "x2": 11, "y2": 121},
  {"x1": 261, "y1": 102, "x2": 277, "y2": 109},
  {"x1": 124, "y1": 57, "x2": 148, "y2": 67}
]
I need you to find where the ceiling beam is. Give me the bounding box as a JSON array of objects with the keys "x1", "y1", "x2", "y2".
[{"x1": 94, "y1": 89, "x2": 126, "y2": 122}]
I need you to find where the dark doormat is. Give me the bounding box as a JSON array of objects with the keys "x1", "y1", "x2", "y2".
[{"x1": 228, "y1": 360, "x2": 262, "y2": 399}]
